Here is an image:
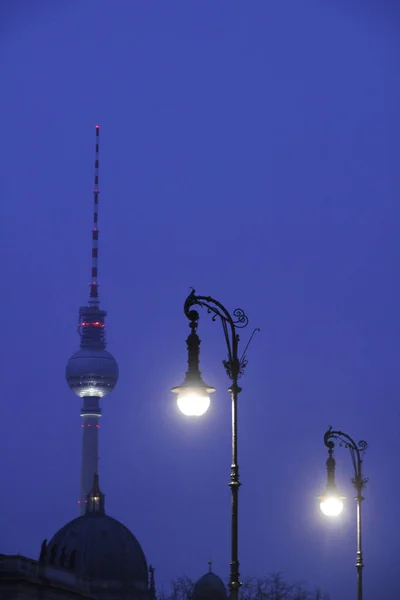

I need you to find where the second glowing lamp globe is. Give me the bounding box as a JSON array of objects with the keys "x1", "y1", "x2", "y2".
[
  {"x1": 320, "y1": 493, "x2": 345, "y2": 517},
  {"x1": 171, "y1": 309, "x2": 215, "y2": 417}
]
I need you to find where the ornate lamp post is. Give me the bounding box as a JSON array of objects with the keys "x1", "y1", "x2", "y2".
[
  {"x1": 172, "y1": 289, "x2": 258, "y2": 600},
  {"x1": 318, "y1": 427, "x2": 368, "y2": 600}
]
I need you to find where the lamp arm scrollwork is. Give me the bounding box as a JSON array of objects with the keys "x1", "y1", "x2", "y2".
[
  {"x1": 324, "y1": 426, "x2": 369, "y2": 493},
  {"x1": 184, "y1": 289, "x2": 258, "y2": 381}
]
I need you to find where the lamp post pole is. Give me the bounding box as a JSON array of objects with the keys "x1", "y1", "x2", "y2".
[
  {"x1": 178, "y1": 290, "x2": 258, "y2": 600},
  {"x1": 323, "y1": 427, "x2": 368, "y2": 600}
]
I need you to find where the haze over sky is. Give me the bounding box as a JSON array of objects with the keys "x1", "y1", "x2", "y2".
[{"x1": 1, "y1": 2, "x2": 400, "y2": 599}]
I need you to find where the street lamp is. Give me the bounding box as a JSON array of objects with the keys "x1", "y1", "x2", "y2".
[
  {"x1": 172, "y1": 289, "x2": 259, "y2": 600},
  {"x1": 318, "y1": 427, "x2": 368, "y2": 600}
]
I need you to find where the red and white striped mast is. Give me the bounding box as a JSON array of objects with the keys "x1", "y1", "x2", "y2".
[{"x1": 89, "y1": 125, "x2": 100, "y2": 306}]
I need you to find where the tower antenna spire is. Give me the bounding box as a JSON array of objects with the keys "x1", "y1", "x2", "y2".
[{"x1": 89, "y1": 125, "x2": 100, "y2": 305}]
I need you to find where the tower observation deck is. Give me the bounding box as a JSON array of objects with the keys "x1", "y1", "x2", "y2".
[{"x1": 65, "y1": 125, "x2": 119, "y2": 514}]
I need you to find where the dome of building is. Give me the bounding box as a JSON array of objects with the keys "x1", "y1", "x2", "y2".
[
  {"x1": 66, "y1": 348, "x2": 119, "y2": 398},
  {"x1": 43, "y1": 512, "x2": 148, "y2": 592},
  {"x1": 192, "y1": 570, "x2": 227, "y2": 600}
]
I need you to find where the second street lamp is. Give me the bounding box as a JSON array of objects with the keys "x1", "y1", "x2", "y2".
[
  {"x1": 172, "y1": 289, "x2": 258, "y2": 600},
  {"x1": 318, "y1": 427, "x2": 368, "y2": 600},
  {"x1": 318, "y1": 441, "x2": 345, "y2": 517}
]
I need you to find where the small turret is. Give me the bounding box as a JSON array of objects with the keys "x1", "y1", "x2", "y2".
[
  {"x1": 149, "y1": 565, "x2": 156, "y2": 600},
  {"x1": 86, "y1": 472, "x2": 105, "y2": 515}
]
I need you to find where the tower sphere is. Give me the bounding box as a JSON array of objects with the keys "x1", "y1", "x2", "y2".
[{"x1": 66, "y1": 348, "x2": 119, "y2": 398}]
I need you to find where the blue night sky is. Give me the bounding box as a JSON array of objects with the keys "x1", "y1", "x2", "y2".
[{"x1": 1, "y1": 2, "x2": 400, "y2": 599}]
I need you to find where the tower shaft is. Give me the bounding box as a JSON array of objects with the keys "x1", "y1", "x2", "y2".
[{"x1": 79, "y1": 397, "x2": 101, "y2": 514}]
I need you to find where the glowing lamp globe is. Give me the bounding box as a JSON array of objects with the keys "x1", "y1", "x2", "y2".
[
  {"x1": 172, "y1": 377, "x2": 216, "y2": 417},
  {"x1": 319, "y1": 489, "x2": 345, "y2": 517},
  {"x1": 177, "y1": 390, "x2": 211, "y2": 417}
]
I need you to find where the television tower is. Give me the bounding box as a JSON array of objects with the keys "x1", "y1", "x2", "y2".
[{"x1": 66, "y1": 125, "x2": 119, "y2": 514}]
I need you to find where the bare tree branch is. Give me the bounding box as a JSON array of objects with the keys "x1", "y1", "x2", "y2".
[{"x1": 159, "y1": 574, "x2": 329, "y2": 600}]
